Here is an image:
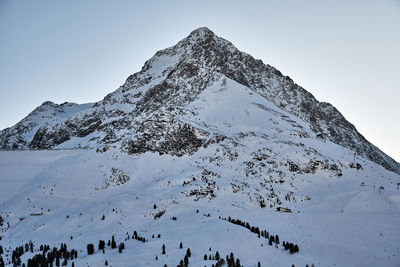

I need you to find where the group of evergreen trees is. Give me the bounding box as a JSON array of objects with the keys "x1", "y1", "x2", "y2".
[
  {"x1": 176, "y1": 248, "x2": 191, "y2": 267},
  {"x1": 282, "y1": 241, "x2": 299, "y2": 254},
  {"x1": 24, "y1": 243, "x2": 77, "y2": 267},
  {"x1": 132, "y1": 230, "x2": 147, "y2": 243},
  {"x1": 220, "y1": 216, "x2": 299, "y2": 254},
  {"x1": 91, "y1": 235, "x2": 126, "y2": 255},
  {"x1": 202, "y1": 249, "x2": 250, "y2": 267},
  {"x1": 204, "y1": 251, "x2": 220, "y2": 261}
]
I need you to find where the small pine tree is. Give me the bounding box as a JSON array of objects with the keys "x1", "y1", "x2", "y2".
[
  {"x1": 215, "y1": 251, "x2": 220, "y2": 261},
  {"x1": 258, "y1": 261, "x2": 261, "y2": 267},
  {"x1": 275, "y1": 235, "x2": 279, "y2": 244},
  {"x1": 98, "y1": 240, "x2": 105, "y2": 251},
  {"x1": 285, "y1": 242, "x2": 290, "y2": 251},
  {"x1": 186, "y1": 248, "x2": 191, "y2": 257},
  {"x1": 180, "y1": 242, "x2": 183, "y2": 249},
  {"x1": 153, "y1": 204, "x2": 157, "y2": 209},
  {"x1": 87, "y1": 243, "x2": 94, "y2": 255},
  {"x1": 184, "y1": 255, "x2": 189, "y2": 266},
  {"x1": 289, "y1": 243, "x2": 294, "y2": 254},
  {"x1": 162, "y1": 244, "x2": 166, "y2": 254},
  {"x1": 105, "y1": 260, "x2": 108, "y2": 266},
  {"x1": 111, "y1": 236, "x2": 117, "y2": 249},
  {"x1": 204, "y1": 254, "x2": 207, "y2": 260},
  {"x1": 118, "y1": 243, "x2": 125, "y2": 253}
]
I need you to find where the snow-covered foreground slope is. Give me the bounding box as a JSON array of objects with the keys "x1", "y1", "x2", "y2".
[{"x1": 0, "y1": 146, "x2": 399, "y2": 267}]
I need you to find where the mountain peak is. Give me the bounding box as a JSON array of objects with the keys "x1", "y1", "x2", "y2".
[
  {"x1": 188, "y1": 27, "x2": 215, "y2": 39},
  {"x1": 178, "y1": 26, "x2": 232, "y2": 50}
]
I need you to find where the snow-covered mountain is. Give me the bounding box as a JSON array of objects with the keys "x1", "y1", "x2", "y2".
[
  {"x1": 0, "y1": 27, "x2": 399, "y2": 267},
  {"x1": 1, "y1": 27, "x2": 398, "y2": 175}
]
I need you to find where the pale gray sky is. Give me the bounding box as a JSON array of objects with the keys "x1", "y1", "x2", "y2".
[{"x1": 0, "y1": 0, "x2": 399, "y2": 161}]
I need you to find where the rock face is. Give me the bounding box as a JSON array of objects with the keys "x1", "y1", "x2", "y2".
[{"x1": 0, "y1": 27, "x2": 399, "y2": 174}]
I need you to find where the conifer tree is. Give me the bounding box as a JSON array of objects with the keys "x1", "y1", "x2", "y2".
[
  {"x1": 285, "y1": 242, "x2": 289, "y2": 251},
  {"x1": 98, "y1": 240, "x2": 105, "y2": 251},
  {"x1": 111, "y1": 236, "x2": 117, "y2": 249},
  {"x1": 184, "y1": 255, "x2": 189, "y2": 266},
  {"x1": 162, "y1": 244, "x2": 166, "y2": 254},
  {"x1": 289, "y1": 243, "x2": 294, "y2": 254},
  {"x1": 87, "y1": 244, "x2": 94, "y2": 255},
  {"x1": 180, "y1": 242, "x2": 183, "y2": 249},
  {"x1": 118, "y1": 243, "x2": 125, "y2": 253}
]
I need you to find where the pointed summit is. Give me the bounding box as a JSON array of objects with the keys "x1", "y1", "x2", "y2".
[{"x1": 187, "y1": 27, "x2": 215, "y2": 40}]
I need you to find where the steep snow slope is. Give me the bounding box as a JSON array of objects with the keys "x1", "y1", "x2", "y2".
[{"x1": 1, "y1": 78, "x2": 400, "y2": 267}]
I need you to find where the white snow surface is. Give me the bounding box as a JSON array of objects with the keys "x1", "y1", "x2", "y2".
[
  {"x1": 0, "y1": 77, "x2": 399, "y2": 267},
  {"x1": 0, "y1": 27, "x2": 399, "y2": 267}
]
